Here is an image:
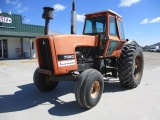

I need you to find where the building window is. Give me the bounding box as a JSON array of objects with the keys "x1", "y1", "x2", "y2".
[
  {"x1": 0, "y1": 39, "x2": 8, "y2": 58},
  {"x1": 32, "y1": 42, "x2": 34, "y2": 49}
]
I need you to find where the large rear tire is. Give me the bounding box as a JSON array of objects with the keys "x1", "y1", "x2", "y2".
[
  {"x1": 75, "y1": 69, "x2": 104, "y2": 109},
  {"x1": 33, "y1": 68, "x2": 59, "y2": 92},
  {"x1": 118, "y1": 44, "x2": 144, "y2": 88}
]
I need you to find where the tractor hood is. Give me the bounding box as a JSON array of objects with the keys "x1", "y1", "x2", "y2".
[{"x1": 51, "y1": 34, "x2": 98, "y2": 54}]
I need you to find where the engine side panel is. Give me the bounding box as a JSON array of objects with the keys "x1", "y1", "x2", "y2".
[
  {"x1": 36, "y1": 34, "x2": 98, "y2": 75},
  {"x1": 54, "y1": 34, "x2": 98, "y2": 74}
]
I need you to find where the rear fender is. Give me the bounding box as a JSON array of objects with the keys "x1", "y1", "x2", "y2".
[{"x1": 125, "y1": 40, "x2": 140, "y2": 47}]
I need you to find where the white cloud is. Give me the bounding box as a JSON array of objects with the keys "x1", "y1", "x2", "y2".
[
  {"x1": 149, "y1": 17, "x2": 160, "y2": 23},
  {"x1": 25, "y1": 19, "x2": 30, "y2": 23},
  {"x1": 77, "y1": 14, "x2": 85, "y2": 22},
  {"x1": 140, "y1": 17, "x2": 160, "y2": 24},
  {"x1": 6, "y1": 0, "x2": 28, "y2": 13},
  {"x1": 53, "y1": 4, "x2": 66, "y2": 12},
  {"x1": 119, "y1": 0, "x2": 140, "y2": 7},
  {"x1": 15, "y1": 3, "x2": 28, "y2": 13},
  {"x1": 140, "y1": 19, "x2": 148, "y2": 24},
  {"x1": 6, "y1": 0, "x2": 10, "y2": 4},
  {"x1": 135, "y1": 32, "x2": 141, "y2": 34},
  {"x1": 16, "y1": 3, "x2": 22, "y2": 8},
  {"x1": 6, "y1": 0, "x2": 19, "y2": 5}
]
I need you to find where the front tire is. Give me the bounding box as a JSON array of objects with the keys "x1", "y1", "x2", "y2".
[
  {"x1": 118, "y1": 44, "x2": 144, "y2": 88},
  {"x1": 75, "y1": 69, "x2": 104, "y2": 109},
  {"x1": 33, "y1": 68, "x2": 59, "y2": 92}
]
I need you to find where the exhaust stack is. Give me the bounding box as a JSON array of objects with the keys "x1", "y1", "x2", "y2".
[
  {"x1": 71, "y1": 1, "x2": 77, "y2": 34},
  {"x1": 42, "y1": 7, "x2": 54, "y2": 35}
]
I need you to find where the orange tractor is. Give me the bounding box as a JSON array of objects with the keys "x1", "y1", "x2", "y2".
[{"x1": 33, "y1": 8, "x2": 144, "y2": 109}]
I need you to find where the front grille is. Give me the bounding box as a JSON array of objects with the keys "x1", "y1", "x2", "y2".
[{"x1": 38, "y1": 38, "x2": 53, "y2": 71}]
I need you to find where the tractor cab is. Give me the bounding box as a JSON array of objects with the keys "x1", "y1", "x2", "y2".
[{"x1": 83, "y1": 10, "x2": 126, "y2": 57}]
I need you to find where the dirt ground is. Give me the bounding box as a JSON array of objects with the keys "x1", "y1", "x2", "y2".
[{"x1": 143, "y1": 52, "x2": 160, "y2": 69}]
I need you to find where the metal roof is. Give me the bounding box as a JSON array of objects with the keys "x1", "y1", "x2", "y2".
[
  {"x1": 0, "y1": 12, "x2": 44, "y2": 38},
  {"x1": 49, "y1": 30, "x2": 61, "y2": 35},
  {"x1": 85, "y1": 10, "x2": 122, "y2": 18}
]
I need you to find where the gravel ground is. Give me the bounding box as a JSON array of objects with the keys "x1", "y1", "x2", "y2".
[{"x1": 143, "y1": 52, "x2": 160, "y2": 69}]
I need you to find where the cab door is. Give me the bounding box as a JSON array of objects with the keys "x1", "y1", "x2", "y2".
[{"x1": 106, "y1": 16, "x2": 119, "y2": 56}]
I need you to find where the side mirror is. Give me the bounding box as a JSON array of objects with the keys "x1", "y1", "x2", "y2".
[
  {"x1": 126, "y1": 39, "x2": 129, "y2": 42},
  {"x1": 100, "y1": 34, "x2": 109, "y2": 47},
  {"x1": 98, "y1": 34, "x2": 109, "y2": 56},
  {"x1": 104, "y1": 35, "x2": 109, "y2": 41},
  {"x1": 100, "y1": 34, "x2": 108, "y2": 40}
]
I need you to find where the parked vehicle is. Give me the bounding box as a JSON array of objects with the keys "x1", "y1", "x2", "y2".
[
  {"x1": 150, "y1": 46, "x2": 159, "y2": 52},
  {"x1": 157, "y1": 48, "x2": 160, "y2": 52}
]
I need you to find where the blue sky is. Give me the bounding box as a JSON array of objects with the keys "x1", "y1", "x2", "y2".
[{"x1": 0, "y1": 0, "x2": 160, "y2": 46}]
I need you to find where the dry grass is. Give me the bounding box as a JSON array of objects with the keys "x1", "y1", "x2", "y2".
[
  {"x1": 0, "y1": 62, "x2": 10, "y2": 66},
  {"x1": 20, "y1": 59, "x2": 38, "y2": 64}
]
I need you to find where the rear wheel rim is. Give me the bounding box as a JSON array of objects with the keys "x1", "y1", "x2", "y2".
[
  {"x1": 134, "y1": 55, "x2": 142, "y2": 80},
  {"x1": 90, "y1": 81, "x2": 100, "y2": 99}
]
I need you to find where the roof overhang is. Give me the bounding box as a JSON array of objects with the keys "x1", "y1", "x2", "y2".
[{"x1": 0, "y1": 31, "x2": 43, "y2": 38}]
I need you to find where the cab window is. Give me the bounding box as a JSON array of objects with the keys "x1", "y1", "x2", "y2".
[
  {"x1": 109, "y1": 16, "x2": 117, "y2": 36},
  {"x1": 84, "y1": 16, "x2": 106, "y2": 34},
  {"x1": 118, "y1": 19, "x2": 125, "y2": 40}
]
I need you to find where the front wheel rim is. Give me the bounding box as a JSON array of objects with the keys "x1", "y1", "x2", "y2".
[{"x1": 90, "y1": 81, "x2": 100, "y2": 99}]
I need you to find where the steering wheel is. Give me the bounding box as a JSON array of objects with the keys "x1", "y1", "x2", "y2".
[{"x1": 97, "y1": 28, "x2": 103, "y2": 32}]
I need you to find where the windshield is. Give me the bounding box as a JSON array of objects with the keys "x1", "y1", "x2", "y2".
[
  {"x1": 83, "y1": 16, "x2": 106, "y2": 34},
  {"x1": 150, "y1": 46, "x2": 156, "y2": 49}
]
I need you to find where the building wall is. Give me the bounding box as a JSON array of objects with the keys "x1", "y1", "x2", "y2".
[
  {"x1": 0, "y1": 37, "x2": 19, "y2": 59},
  {"x1": 23, "y1": 38, "x2": 36, "y2": 58},
  {"x1": 0, "y1": 37, "x2": 36, "y2": 59},
  {"x1": 8, "y1": 37, "x2": 21, "y2": 58}
]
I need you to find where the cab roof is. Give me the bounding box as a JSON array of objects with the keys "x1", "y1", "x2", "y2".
[{"x1": 85, "y1": 9, "x2": 122, "y2": 18}]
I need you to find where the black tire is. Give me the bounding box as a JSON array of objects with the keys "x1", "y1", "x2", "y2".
[
  {"x1": 118, "y1": 44, "x2": 144, "y2": 88},
  {"x1": 75, "y1": 69, "x2": 104, "y2": 109},
  {"x1": 33, "y1": 68, "x2": 59, "y2": 92}
]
